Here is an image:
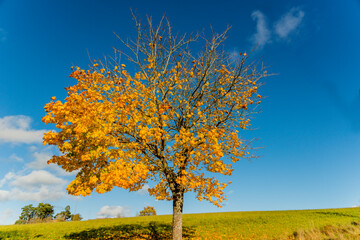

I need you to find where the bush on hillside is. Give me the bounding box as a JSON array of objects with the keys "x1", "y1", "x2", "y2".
[{"x1": 139, "y1": 206, "x2": 157, "y2": 216}]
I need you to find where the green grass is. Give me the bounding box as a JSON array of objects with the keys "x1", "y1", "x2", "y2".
[{"x1": 1, "y1": 207, "x2": 360, "y2": 239}]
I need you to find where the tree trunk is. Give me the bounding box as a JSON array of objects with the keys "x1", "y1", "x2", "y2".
[{"x1": 172, "y1": 191, "x2": 184, "y2": 240}]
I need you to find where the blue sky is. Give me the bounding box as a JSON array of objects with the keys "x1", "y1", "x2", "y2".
[{"x1": 0, "y1": 0, "x2": 360, "y2": 225}]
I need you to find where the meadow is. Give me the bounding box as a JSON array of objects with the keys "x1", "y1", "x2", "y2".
[{"x1": 1, "y1": 207, "x2": 360, "y2": 239}]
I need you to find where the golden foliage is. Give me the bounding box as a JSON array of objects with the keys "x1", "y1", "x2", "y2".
[
  {"x1": 43, "y1": 17, "x2": 267, "y2": 208},
  {"x1": 139, "y1": 206, "x2": 157, "y2": 216}
]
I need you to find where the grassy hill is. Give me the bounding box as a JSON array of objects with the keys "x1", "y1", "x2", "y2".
[{"x1": 1, "y1": 207, "x2": 360, "y2": 239}]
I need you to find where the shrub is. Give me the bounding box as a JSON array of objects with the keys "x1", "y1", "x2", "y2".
[
  {"x1": 139, "y1": 206, "x2": 157, "y2": 216},
  {"x1": 71, "y1": 213, "x2": 82, "y2": 221}
]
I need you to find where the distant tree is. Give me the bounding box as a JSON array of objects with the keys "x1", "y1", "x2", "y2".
[
  {"x1": 54, "y1": 214, "x2": 65, "y2": 221},
  {"x1": 55, "y1": 205, "x2": 72, "y2": 221},
  {"x1": 71, "y1": 213, "x2": 82, "y2": 221},
  {"x1": 35, "y1": 203, "x2": 54, "y2": 220},
  {"x1": 18, "y1": 204, "x2": 36, "y2": 223},
  {"x1": 42, "y1": 14, "x2": 266, "y2": 239},
  {"x1": 139, "y1": 206, "x2": 157, "y2": 216},
  {"x1": 15, "y1": 203, "x2": 78, "y2": 224}
]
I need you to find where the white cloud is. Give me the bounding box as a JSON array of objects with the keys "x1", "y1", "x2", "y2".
[
  {"x1": 0, "y1": 172, "x2": 15, "y2": 187},
  {"x1": 274, "y1": 7, "x2": 305, "y2": 39},
  {"x1": 250, "y1": 10, "x2": 271, "y2": 48},
  {"x1": 26, "y1": 151, "x2": 53, "y2": 170},
  {"x1": 250, "y1": 7, "x2": 305, "y2": 48},
  {"x1": 0, "y1": 187, "x2": 66, "y2": 202},
  {"x1": 9, "y1": 154, "x2": 23, "y2": 162},
  {"x1": 0, "y1": 115, "x2": 45, "y2": 144},
  {"x1": 28, "y1": 145, "x2": 38, "y2": 152},
  {"x1": 136, "y1": 184, "x2": 149, "y2": 195},
  {"x1": 27, "y1": 151, "x2": 51, "y2": 170},
  {"x1": 10, "y1": 170, "x2": 66, "y2": 190},
  {"x1": 27, "y1": 150, "x2": 77, "y2": 176},
  {"x1": 0, "y1": 170, "x2": 67, "y2": 202},
  {"x1": 0, "y1": 190, "x2": 10, "y2": 201},
  {"x1": 97, "y1": 205, "x2": 130, "y2": 218},
  {"x1": 10, "y1": 186, "x2": 65, "y2": 202}
]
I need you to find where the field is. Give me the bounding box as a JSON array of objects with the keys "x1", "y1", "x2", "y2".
[{"x1": 1, "y1": 208, "x2": 360, "y2": 239}]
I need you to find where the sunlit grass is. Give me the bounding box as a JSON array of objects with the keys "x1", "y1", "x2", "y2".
[{"x1": 1, "y1": 207, "x2": 360, "y2": 239}]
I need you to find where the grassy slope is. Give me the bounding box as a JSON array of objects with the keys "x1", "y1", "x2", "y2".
[{"x1": 1, "y1": 207, "x2": 360, "y2": 239}]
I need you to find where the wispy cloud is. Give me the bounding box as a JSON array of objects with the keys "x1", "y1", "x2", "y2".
[
  {"x1": 250, "y1": 7, "x2": 305, "y2": 48},
  {"x1": 0, "y1": 172, "x2": 15, "y2": 188},
  {"x1": 27, "y1": 149, "x2": 77, "y2": 176},
  {"x1": 9, "y1": 154, "x2": 23, "y2": 162},
  {"x1": 274, "y1": 7, "x2": 305, "y2": 39},
  {"x1": 97, "y1": 205, "x2": 130, "y2": 218},
  {"x1": 229, "y1": 49, "x2": 240, "y2": 62},
  {"x1": 26, "y1": 151, "x2": 51, "y2": 170},
  {"x1": 0, "y1": 115, "x2": 45, "y2": 144},
  {"x1": 136, "y1": 184, "x2": 150, "y2": 195},
  {"x1": 250, "y1": 10, "x2": 271, "y2": 48}
]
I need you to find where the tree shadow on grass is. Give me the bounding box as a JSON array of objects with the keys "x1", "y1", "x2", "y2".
[
  {"x1": 0, "y1": 230, "x2": 30, "y2": 240},
  {"x1": 314, "y1": 211, "x2": 360, "y2": 219},
  {"x1": 64, "y1": 221, "x2": 196, "y2": 240}
]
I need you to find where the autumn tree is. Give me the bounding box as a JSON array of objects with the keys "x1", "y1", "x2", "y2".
[
  {"x1": 43, "y1": 15, "x2": 267, "y2": 239},
  {"x1": 139, "y1": 206, "x2": 157, "y2": 216}
]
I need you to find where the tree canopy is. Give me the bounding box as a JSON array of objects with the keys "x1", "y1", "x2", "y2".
[
  {"x1": 18, "y1": 204, "x2": 36, "y2": 223},
  {"x1": 139, "y1": 206, "x2": 157, "y2": 216},
  {"x1": 16, "y1": 203, "x2": 53, "y2": 224},
  {"x1": 43, "y1": 15, "x2": 267, "y2": 239},
  {"x1": 55, "y1": 205, "x2": 72, "y2": 221}
]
